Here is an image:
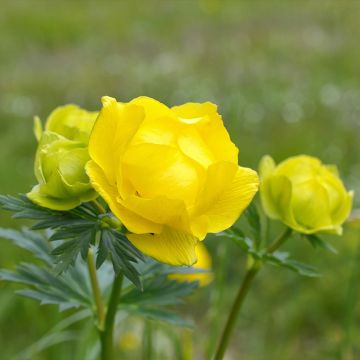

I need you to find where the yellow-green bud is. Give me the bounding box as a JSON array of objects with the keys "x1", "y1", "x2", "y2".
[
  {"x1": 27, "y1": 105, "x2": 98, "y2": 211},
  {"x1": 259, "y1": 155, "x2": 353, "y2": 235}
]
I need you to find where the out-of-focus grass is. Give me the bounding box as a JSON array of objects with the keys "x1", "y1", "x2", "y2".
[{"x1": 0, "y1": 1, "x2": 359, "y2": 359}]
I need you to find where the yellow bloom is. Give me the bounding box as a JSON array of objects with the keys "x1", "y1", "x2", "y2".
[
  {"x1": 259, "y1": 155, "x2": 353, "y2": 235},
  {"x1": 168, "y1": 242, "x2": 213, "y2": 286},
  {"x1": 87, "y1": 96, "x2": 259, "y2": 265},
  {"x1": 28, "y1": 105, "x2": 98, "y2": 210}
]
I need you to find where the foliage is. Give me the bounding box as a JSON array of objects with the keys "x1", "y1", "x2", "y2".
[
  {"x1": 0, "y1": 225, "x2": 199, "y2": 328},
  {"x1": 0, "y1": 195, "x2": 144, "y2": 287}
]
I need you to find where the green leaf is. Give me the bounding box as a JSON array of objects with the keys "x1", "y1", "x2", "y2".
[
  {"x1": 265, "y1": 252, "x2": 320, "y2": 277},
  {"x1": 100, "y1": 229, "x2": 142, "y2": 289},
  {"x1": 0, "y1": 195, "x2": 144, "y2": 279},
  {"x1": 305, "y1": 234, "x2": 338, "y2": 254},
  {"x1": 121, "y1": 275, "x2": 198, "y2": 306},
  {"x1": 126, "y1": 307, "x2": 194, "y2": 328},
  {"x1": 51, "y1": 230, "x2": 95, "y2": 273},
  {"x1": 216, "y1": 228, "x2": 261, "y2": 258},
  {"x1": 0, "y1": 228, "x2": 52, "y2": 265},
  {"x1": 245, "y1": 201, "x2": 261, "y2": 240}
]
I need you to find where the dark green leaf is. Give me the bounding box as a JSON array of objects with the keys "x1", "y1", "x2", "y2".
[
  {"x1": 100, "y1": 229, "x2": 142, "y2": 289},
  {"x1": 121, "y1": 275, "x2": 198, "y2": 306},
  {"x1": 305, "y1": 234, "x2": 338, "y2": 254},
  {"x1": 126, "y1": 307, "x2": 193, "y2": 328},
  {"x1": 245, "y1": 202, "x2": 261, "y2": 240}
]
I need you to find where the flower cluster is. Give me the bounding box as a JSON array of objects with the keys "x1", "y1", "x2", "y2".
[{"x1": 26, "y1": 96, "x2": 353, "y2": 267}]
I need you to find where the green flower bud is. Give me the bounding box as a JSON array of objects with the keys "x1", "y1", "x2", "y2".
[
  {"x1": 259, "y1": 155, "x2": 353, "y2": 235},
  {"x1": 27, "y1": 105, "x2": 98, "y2": 210}
]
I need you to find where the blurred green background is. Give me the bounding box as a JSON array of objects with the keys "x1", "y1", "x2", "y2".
[{"x1": 1, "y1": 1, "x2": 359, "y2": 359}]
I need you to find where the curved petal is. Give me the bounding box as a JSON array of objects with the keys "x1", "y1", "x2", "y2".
[
  {"x1": 291, "y1": 179, "x2": 333, "y2": 232},
  {"x1": 130, "y1": 96, "x2": 174, "y2": 120},
  {"x1": 119, "y1": 195, "x2": 187, "y2": 228},
  {"x1": 259, "y1": 155, "x2": 276, "y2": 179},
  {"x1": 168, "y1": 242, "x2": 213, "y2": 287},
  {"x1": 27, "y1": 185, "x2": 80, "y2": 211},
  {"x1": 86, "y1": 160, "x2": 162, "y2": 234},
  {"x1": 45, "y1": 104, "x2": 97, "y2": 143},
  {"x1": 172, "y1": 102, "x2": 238, "y2": 164},
  {"x1": 127, "y1": 227, "x2": 199, "y2": 266},
  {"x1": 261, "y1": 175, "x2": 291, "y2": 220},
  {"x1": 275, "y1": 155, "x2": 321, "y2": 184},
  {"x1": 192, "y1": 166, "x2": 259, "y2": 237},
  {"x1": 122, "y1": 143, "x2": 200, "y2": 205},
  {"x1": 331, "y1": 191, "x2": 353, "y2": 227},
  {"x1": 88, "y1": 97, "x2": 144, "y2": 184}
]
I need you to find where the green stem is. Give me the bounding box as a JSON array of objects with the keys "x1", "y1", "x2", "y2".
[
  {"x1": 92, "y1": 200, "x2": 106, "y2": 214},
  {"x1": 213, "y1": 227, "x2": 292, "y2": 360},
  {"x1": 87, "y1": 248, "x2": 105, "y2": 330},
  {"x1": 143, "y1": 320, "x2": 153, "y2": 360},
  {"x1": 100, "y1": 273, "x2": 124, "y2": 360},
  {"x1": 266, "y1": 227, "x2": 292, "y2": 253},
  {"x1": 213, "y1": 265, "x2": 259, "y2": 360}
]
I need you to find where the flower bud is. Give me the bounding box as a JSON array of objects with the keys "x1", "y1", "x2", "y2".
[
  {"x1": 27, "y1": 105, "x2": 98, "y2": 210},
  {"x1": 259, "y1": 155, "x2": 353, "y2": 235}
]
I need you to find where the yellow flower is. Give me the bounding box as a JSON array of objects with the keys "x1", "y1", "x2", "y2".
[
  {"x1": 28, "y1": 105, "x2": 98, "y2": 210},
  {"x1": 86, "y1": 96, "x2": 259, "y2": 266},
  {"x1": 259, "y1": 155, "x2": 353, "y2": 235},
  {"x1": 168, "y1": 242, "x2": 213, "y2": 286}
]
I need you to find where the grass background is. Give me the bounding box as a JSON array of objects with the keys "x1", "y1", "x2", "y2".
[{"x1": 0, "y1": 1, "x2": 359, "y2": 359}]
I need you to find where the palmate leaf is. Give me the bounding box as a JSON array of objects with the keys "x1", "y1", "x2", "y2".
[
  {"x1": 121, "y1": 275, "x2": 198, "y2": 306},
  {"x1": 0, "y1": 195, "x2": 143, "y2": 287},
  {"x1": 128, "y1": 307, "x2": 194, "y2": 328},
  {"x1": 0, "y1": 228, "x2": 200, "y2": 328}
]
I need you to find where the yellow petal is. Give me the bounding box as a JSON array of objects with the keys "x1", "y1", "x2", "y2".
[
  {"x1": 192, "y1": 161, "x2": 238, "y2": 216},
  {"x1": 88, "y1": 97, "x2": 144, "y2": 184},
  {"x1": 177, "y1": 127, "x2": 215, "y2": 167},
  {"x1": 127, "y1": 227, "x2": 199, "y2": 266},
  {"x1": 259, "y1": 155, "x2": 276, "y2": 179},
  {"x1": 331, "y1": 191, "x2": 353, "y2": 228},
  {"x1": 86, "y1": 160, "x2": 162, "y2": 234},
  {"x1": 192, "y1": 166, "x2": 259, "y2": 237},
  {"x1": 275, "y1": 155, "x2": 321, "y2": 184},
  {"x1": 172, "y1": 102, "x2": 238, "y2": 164},
  {"x1": 168, "y1": 242, "x2": 213, "y2": 286},
  {"x1": 122, "y1": 143, "x2": 200, "y2": 206},
  {"x1": 129, "y1": 115, "x2": 178, "y2": 148},
  {"x1": 119, "y1": 195, "x2": 187, "y2": 228},
  {"x1": 261, "y1": 175, "x2": 292, "y2": 220},
  {"x1": 130, "y1": 96, "x2": 174, "y2": 120},
  {"x1": 291, "y1": 179, "x2": 333, "y2": 232},
  {"x1": 33, "y1": 116, "x2": 43, "y2": 142}
]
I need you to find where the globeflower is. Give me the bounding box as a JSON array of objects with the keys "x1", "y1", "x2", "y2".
[
  {"x1": 28, "y1": 105, "x2": 98, "y2": 210},
  {"x1": 86, "y1": 96, "x2": 259, "y2": 266},
  {"x1": 259, "y1": 155, "x2": 353, "y2": 235}
]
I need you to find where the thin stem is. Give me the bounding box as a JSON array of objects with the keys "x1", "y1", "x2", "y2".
[
  {"x1": 143, "y1": 320, "x2": 153, "y2": 360},
  {"x1": 100, "y1": 273, "x2": 124, "y2": 360},
  {"x1": 266, "y1": 227, "x2": 292, "y2": 253},
  {"x1": 213, "y1": 265, "x2": 259, "y2": 360},
  {"x1": 92, "y1": 200, "x2": 106, "y2": 214},
  {"x1": 213, "y1": 227, "x2": 292, "y2": 360},
  {"x1": 87, "y1": 248, "x2": 105, "y2": 330}
]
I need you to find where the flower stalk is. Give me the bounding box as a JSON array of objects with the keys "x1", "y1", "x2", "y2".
[
  {"x1": 87, "y1": 248, "x2": 106, "y2": 330},
  {"x1": 100, "y1": 273, "x2": 124, "y2": 360},
  {"x1": 213, "y1": 227, "x2": 292, "y2": 360}
]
